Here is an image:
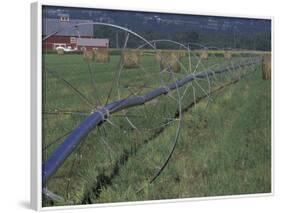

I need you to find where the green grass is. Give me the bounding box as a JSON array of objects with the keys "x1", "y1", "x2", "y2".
[
  {"x1": 95, "y1": 70, "x2": 271, "y2": 203},
  {"x1": 42, "y1": 53, "x2": 271, "y2": 206}
]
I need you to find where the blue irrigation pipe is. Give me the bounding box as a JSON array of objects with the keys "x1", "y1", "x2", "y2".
[{"x1": 42, "y1": 59, "x2": 260, "y2": 185}]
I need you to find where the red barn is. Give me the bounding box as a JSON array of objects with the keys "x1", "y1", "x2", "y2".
[{"x1": 42, "y1": 14, "x2": 109, "y2": 51}]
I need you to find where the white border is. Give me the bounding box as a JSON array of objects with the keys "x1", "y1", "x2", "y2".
[
  {"x1": 31, "y1": 1, "x2": 274, "y2": 211},
  {"x1": 31, "y1": 2, "x2": 42, "y2": 210}
]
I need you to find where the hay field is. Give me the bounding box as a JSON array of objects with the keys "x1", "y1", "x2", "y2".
[{"x1": 42, "y1": 51, "x2": 271, "y2": 206}]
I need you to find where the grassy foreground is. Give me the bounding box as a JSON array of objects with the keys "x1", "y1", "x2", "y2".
[
  {"x1": 94, "y1": 70, "x2": 271, "y2": 203},
  {"x1": 42, "y1": 53, "x2": 271, "y2": 206}
]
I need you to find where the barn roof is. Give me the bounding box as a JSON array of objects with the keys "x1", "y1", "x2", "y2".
[
  {"x1": 77, "y1": 38, "x2": 109, "y2": 47},
  {"x1": 43, "y1": 18, "x2": 94, "y2": 37}
]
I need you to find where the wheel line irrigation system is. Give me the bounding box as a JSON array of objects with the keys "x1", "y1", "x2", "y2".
[
  {"x1": 42, "y1": 59, "x2": 260, "y2": 184},
  {"x1": 42, "y1": 22, "x2": 262, "y2": 201}
]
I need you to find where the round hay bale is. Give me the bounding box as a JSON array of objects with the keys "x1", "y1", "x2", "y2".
[
  {"x1": 262, "y1": 53, "x2": 271, "y2": 80},
  {"x1": 200, "y1": 51, "x2": 208, "y2": 60},
  {"x1": 57, "y1": 49, "x2": 64, "y2": 55},
  {"x1": 224, "y1": 51, "x2": 232, "y2": 59},
  {"x1": 177, "y1": 50, "x2": 186, "y2": 59},
  {"x1": 121, "y1": 49, "x2": 141, "y2": 69},
  {"x1": 83, "y1": 50, "x2": 94, "y2": 62},
  {"x1": 159, "y1": 51, "x2": 181, "y2": 73},
  {"x1": 139, "y1": 50, "x2": 144, "y2": 56},
  {"x1": 155, "y1": 50, "x2": 162, "y2": 62},
  {"x1": 95, "y1": 48, "x2": 109, "y2": 63}
]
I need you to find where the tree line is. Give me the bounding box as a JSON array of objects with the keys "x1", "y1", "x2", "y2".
[{"x1": 93, "y1": 26, "x2": 271, "y2": 51}]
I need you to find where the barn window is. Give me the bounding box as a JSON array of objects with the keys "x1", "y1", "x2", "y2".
[{"x1": 60, "y1": 15, "x2": 69, "y2": 22}]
